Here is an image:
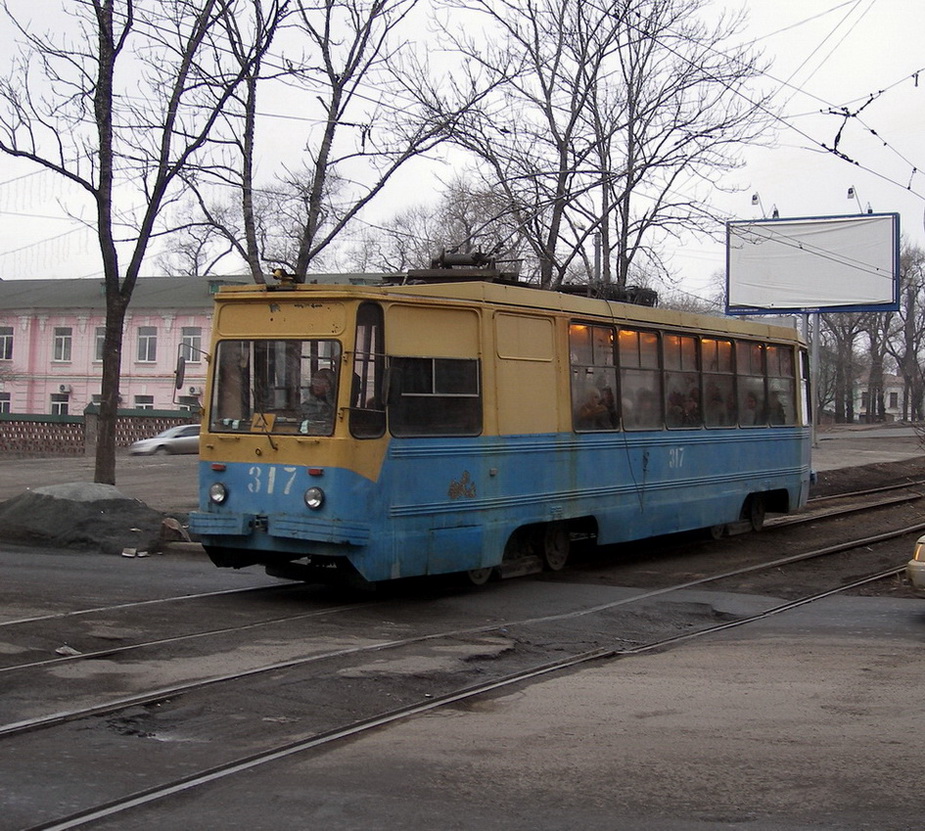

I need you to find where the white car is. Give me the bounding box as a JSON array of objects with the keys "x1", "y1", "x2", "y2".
[
  {"x1": 128, "y1": 424, "x2": 200, "y2": 455},
  {"x1": 907, "y1": 535, "x2": 925, "y2": 596}
]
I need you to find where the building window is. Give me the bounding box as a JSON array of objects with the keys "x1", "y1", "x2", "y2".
[
  {"x1": 178, "y1": 395, "x2": 200, "y2": 412},
  {"x1": 181, "y1": 326, "x2": 202, "y2": 363},
  {"x1": 0, "y1": 392, "x2": 10, "y2": 413},
  {"x1": 0, "y1": 325, "x2": 12, "y2": 360},
  {"x1": 134, "y1": 395, "x2": 155, "y2": 410},
  {"x1": 95, "y1": 327, "x2": 106, "y2": 361},
  {"x1": 51, "y1": 393, "x2": 69, "y2": 415},
  {"x1": 137, "y1": 326, "x2": 157, "y2": 362},
  {"x1": 53, "y1": 327, "x2": 72, "y2": 362},
  {"x1": 889, "y1": 392, "x2": 899, "y2": 409}
]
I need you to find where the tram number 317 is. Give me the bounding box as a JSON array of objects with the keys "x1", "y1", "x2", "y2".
[
  {"x1": 668, "y1": 448, "x2": 685, "y2": 469},
  {"x1": 247, "y1": 465, "x2": 299, "y2": 495}
]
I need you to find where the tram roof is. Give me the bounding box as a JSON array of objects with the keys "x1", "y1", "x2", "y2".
[{"x1": 215, "y1": 279, "x2": 804, "y2": 343}]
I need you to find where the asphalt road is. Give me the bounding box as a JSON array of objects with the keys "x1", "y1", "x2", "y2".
[{"x1": 1, "y1": 546, "x2": 922, "y2": 830}]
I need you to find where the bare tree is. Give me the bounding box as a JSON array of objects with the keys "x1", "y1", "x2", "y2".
[
  {"x1": 184, "y1": 0, "x2": 490, "y2": 283},
  {"x1": 885, "y1": 244, "x2": 925, "y2": 420},
  {"x1": 603, "y1": 1, "x2": 770, "y2": 290},
  {"x1": 156, "y1": 202, "x2": 238, "y2": 276},
  {"x1": 859, "y1": 310, "x2": 893, "y2": 422},
  {"x1": 346, "y1": 175, "x2": 529, "y2": 273},
  {"x1": 434, "y1": 0, "x2": 769, "y2": 290},
  {"x1": 0, "y1": 0, "x2": 280, "y2": 483},
  {"x1": 435, "y1": 0, "x2": 611, "y2": 288},
  {"x1": 179, "y1": 0, "x2": 287, "y2": 282},
  {"x1": 820, "y1": 312, "x2": 866, "y2": 423}
]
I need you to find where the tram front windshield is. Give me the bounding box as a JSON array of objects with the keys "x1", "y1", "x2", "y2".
[{"x1": 210, "y1": 339, "x2": 342, "y2": 436}]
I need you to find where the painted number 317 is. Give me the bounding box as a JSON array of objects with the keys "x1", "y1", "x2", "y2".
[
  {"x1": 668, "y1": 448, "x2": 685, "y2": 469},
  {"x1": 247, "y1": 465, "x2": 299, "y2": 495}
]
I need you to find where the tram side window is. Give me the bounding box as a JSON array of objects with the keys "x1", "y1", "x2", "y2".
[
  {"x1": 388, "y1": 357, "x2": 481, "y2": 436},
  {"x1": 766, "y1": 345, "x2": 797, "y2": 426},
  {"x1": 663, "y1": 334, "x2": 701, "y2": 428},
  {"x1": 702, "y1": 338, "x2": 736, "y2": 427},
  {"x1": 619, "y1": 329, "x2": 662, "y2": 430},
  {"x1": 350, "y1": 303, "x2": 386, "y2": 438},
  {"x1": 736, "y1": 341, "x2": 767, "y2": 426},
  {"x1": 569, "y1": 323, "x2": 618, "y2": 431}
]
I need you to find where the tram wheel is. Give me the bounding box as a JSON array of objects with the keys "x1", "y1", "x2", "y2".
[
  {"x1": 542, "y1": 522, "x2": 570, "y2": 571},
  {"x1": 744, "y1": 494, "x2": 766, "y2": 532},
  {"x1": 466, "y1": 567, "x2": 494, "y2": 586}
]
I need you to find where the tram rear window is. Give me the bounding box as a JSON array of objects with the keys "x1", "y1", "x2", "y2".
[{"x1": 388, "y1": 357, "x2": 482, "y2": 436}]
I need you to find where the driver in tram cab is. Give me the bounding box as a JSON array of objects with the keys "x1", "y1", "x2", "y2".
[{"x1": 301, "y1": 368, "x2": 336, "y2": 424}]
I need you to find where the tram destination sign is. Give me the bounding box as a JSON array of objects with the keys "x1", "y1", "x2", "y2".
[{"x1": 725, "y1": 213, "x2": 900, "y2": 315}]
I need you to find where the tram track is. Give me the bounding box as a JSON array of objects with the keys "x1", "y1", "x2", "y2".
[
  {"x1": 4, "y1": 483, "x2": 922, "y2": 830},
  {"x1": 3, "y1": 488, "x2": 922, "y2": 739},
  {"x1": 4, "y1": 514, "x2": 922, "y2": 743},
  {"x1": 20, "y1": 557, "x2": 910, "y2": 831},
  {"x1": 0, "y1": 582, "x2": 296, "y2": 629},
  {"x1": 807, "y1": 475, "x2": 925, "y2": 504}
]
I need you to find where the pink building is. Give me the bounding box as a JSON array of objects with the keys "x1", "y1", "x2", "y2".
[{"x1": 0, "y1": 277, "x2": 247, "y2": 415}]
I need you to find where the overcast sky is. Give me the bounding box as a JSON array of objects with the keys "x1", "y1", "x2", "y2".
[
  {"x1": 675, "y1": 0, "x2": 925, "y2": 298},
  {"x1": 0, "y1": 0, "x2": 922, "y2": 303}
]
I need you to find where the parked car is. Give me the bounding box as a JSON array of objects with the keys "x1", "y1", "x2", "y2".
[
  {"x1": 907, "y1": 535, "x2": 925, "y2": 596},
  {"x1": 128, "y1": 424, "x2": 200, "y2": 456}
]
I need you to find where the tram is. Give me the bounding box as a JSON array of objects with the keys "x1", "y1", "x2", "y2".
[{"x1": 188, "y1": 262, "x2": 811, "y2": 585}]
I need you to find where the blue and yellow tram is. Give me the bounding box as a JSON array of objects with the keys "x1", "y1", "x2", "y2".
[{"x1": 189, "y1": 275, "x2": 811, "y2": 584}]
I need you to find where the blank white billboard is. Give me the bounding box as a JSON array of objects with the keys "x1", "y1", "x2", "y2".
[{"x1": 726, "y1": 213, "x2": 900, "y2": 314}]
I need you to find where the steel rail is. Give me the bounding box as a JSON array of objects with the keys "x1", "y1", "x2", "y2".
[
  {"x1": 0, "y1": 601, "x2": 367, "y2": 675},
  {"x1": 3, "y1": 488, "x2": 918, "y2": 679},
  {"x1": 0, "y1": 582, "x2": 295, "y2": 629},
  {"x1": 5, "y1": 519, "x2": 924, "y2": 742}
]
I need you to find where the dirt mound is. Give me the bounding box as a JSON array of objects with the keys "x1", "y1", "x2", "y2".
[{"x1": 0, "y1": 483, "x2": 185, "y2": 556}]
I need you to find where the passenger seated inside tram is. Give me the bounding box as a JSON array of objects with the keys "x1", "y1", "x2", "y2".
[
  {"x1": 600, "y1": 387, "x2": 618, "y2": 426},
  {"x1": 631, "y1": 387, "x2": 660, "y2": 429},
  {"x1": 575, "y1": 386, "x2": 616, "y2": 430},
  {"x1": 704, "y1": 381, "x2": 729, "y2": 426},
  {"x1": 767, "y1": 390, "x2": 787, "y2": 425},
  {"x1": 740, "y1": 390, "x2": 762, "y2": 425},
  {"x1": 301, "y1": 368, "x2": 336, "y2": 428}
]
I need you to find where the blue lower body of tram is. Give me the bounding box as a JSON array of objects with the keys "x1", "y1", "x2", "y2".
[{"x1": 190, "y1": 427, "x2": 810, "y2": 582}]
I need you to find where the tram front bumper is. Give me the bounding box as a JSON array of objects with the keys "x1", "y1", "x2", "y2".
[{"x1": 189, "y1": 511, "x2": 370, "y2": 546}]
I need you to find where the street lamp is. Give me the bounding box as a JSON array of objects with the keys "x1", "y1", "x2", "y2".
[{"x1": 847, "y1": 186, "x2": 872, "y2": 214}]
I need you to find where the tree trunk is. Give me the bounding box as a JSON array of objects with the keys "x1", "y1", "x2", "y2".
[{"x1": 94, "y1": 297, "x2": 128, "y2": 484}]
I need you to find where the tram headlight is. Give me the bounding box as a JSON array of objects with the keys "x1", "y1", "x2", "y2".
[
  {"x1": 304, "y1": 487, "x2": 325, "y2": 510},
  {"x1": 209, "y1": 482, "x2": 228, "y2": 505}
]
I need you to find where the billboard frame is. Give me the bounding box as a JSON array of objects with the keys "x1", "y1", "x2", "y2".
[{"x1": 725, "y1": 212, "x2": 901, "y2": 315}]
